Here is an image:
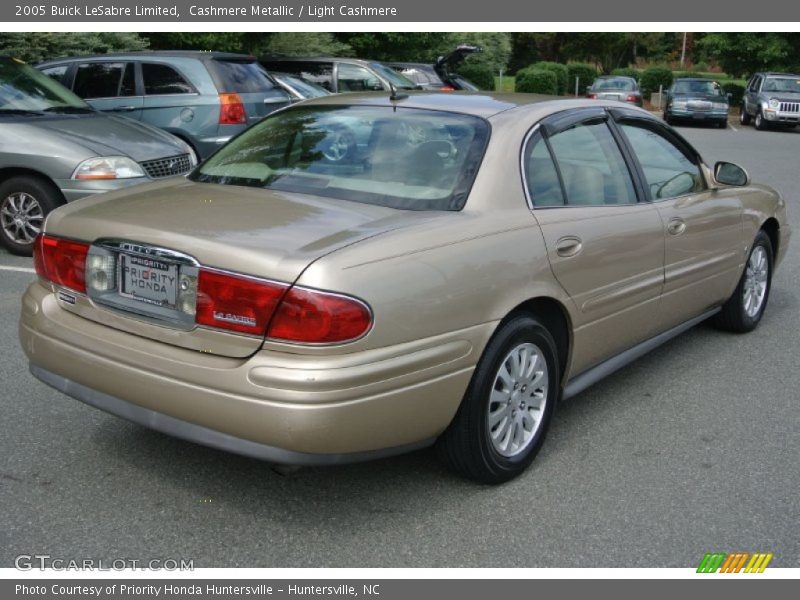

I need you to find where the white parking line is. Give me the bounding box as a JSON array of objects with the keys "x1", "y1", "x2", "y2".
[
  {"x1": 0, "y1": 265, "x2": 35, "y2": 273},
  {"x1": 729, "y1": 123, "x2": 739, "y2": 132}
]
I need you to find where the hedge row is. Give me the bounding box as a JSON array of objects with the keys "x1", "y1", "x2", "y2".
[
  {"x1": 515, "y1": 68, "x2": 558, "y2": 95},
  {"x1": 455, "y1": 64, "x2": 495, "y2": 91},
  {"x1": 567, "y1": 63, "x2": 598, "y2": 93},
  {"x1": 639, "y1": 67, "x2": 673, "y2": 96},
  {"x1": 610, "y1": 67, "x2": 640, "y2": 81},
  {"x1": 722, "y1": 82, "x2": 745, "y2": 106},
  {"x1": 529, "y1": 62, "x2": 569, "y2": 94}
]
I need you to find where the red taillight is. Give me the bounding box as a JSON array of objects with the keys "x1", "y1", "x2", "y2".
[
  {"x1": 268, "y1": 287, "x2": 372, "y2": 344},
  {"x1": 588, "y1": 93, "x2": 597, "y2": 99},
  {"x1": 219, "y1": 93, "x2": 246, "y2": 125},
  {"x1": 626, "y1": 95, "x2": 638, "y2": 103},
  {"x1": 196, "y1": 269, "x2": 286, "y2": 336},
  {"x1": 440, "y1": 85, "x2": 455, "y2": 92},
  {"x1": 33, "y1": 233, "x2": 89, "y2": 293}
]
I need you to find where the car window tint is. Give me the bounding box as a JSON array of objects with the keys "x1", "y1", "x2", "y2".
[
  {"x1": 522, "y1": 131, "x2": 564, "y2": 207},
  {"x1": 547, "y1": 121, "x2": 636, "y2": 206},
  {"x1": 208, "y1": 60, "x2": 277, "y2": 93},
  {"x1": 74, "y1": 62, "x2": 128, "y2": 99},
  {"x1": 120, "y1": 63, "x2": 135, "y2": 96},
  {"x1": 41, "y1": 65, "x2": 68, "y2": 83},
  {"x1": 142, "y1": 63, "x2": 193, "y2": 95},
  {"x1": 265, "y1": 62, "x2": 334, "y2": 91},
  {"x1": 338, "y1": 64, "x2": 381, "y2": 92},
  {"x1": 620, "y1": 123, "x2": 705, "y2": 200}
]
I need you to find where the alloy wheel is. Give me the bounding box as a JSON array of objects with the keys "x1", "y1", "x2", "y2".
[{"x1": 1, "y1": 192, "x2": 44, "y2": 245}]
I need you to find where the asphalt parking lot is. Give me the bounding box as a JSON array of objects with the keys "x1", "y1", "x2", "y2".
[{"x1": 1, "y1": 122, "x2": 798, "y2": 569}]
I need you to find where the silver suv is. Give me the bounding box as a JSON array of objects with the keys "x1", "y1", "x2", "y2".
[{"x1": 740, "y1": 72, "x2": 800, "y2": 130}]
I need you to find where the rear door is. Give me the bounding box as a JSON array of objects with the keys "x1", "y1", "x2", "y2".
[
  {"x1": 523, "y1": 108, "x2": 666, "y2": 373},
  {"x1": 612, "y1": 115, "x2": 744, "y2": 329},
  {"x1": 206, "y1": 57, "x2": 290, "y2": 125},
  {"x1": 72, "y1": 61, "x2": 143, "y2": 119}
]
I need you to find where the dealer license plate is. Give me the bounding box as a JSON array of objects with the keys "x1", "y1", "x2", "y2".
[{"x1": 118, "y1": 253, "x2": 178, "y2": 308}]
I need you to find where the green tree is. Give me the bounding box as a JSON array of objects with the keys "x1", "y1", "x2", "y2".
[
  {"x1": 262, "y1": 33, "x2": 351, "y2": 57},
  {"x1": 698, "y1": 33, "x2": 800, "y2": 77},
  {"x1": 0, "y1": 32, "x2": 148, "y2": 64}
]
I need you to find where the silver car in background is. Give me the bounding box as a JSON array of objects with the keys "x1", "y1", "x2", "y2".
[{"x1": 0, "y1": 56, "x2": 196, "y2": 255}]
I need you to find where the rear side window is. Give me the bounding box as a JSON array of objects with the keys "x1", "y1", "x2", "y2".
[
  {"x1": 522, "y1": 131, "x2": 564, "y2": 207},
  {"x1": 619, "y1": 123, "x2": 705, "y2": 200},
  {"x1": 546, "y1": 121, "x2": 637, "y2": 206},
  {"x1": 40, "y1": 65, "x2": 68, "y2": 83},
  {"x1": 142, "y1": 63, "x2": 194, "y2": 95},
  {"x1": 207, "y1": 60, "x2": 277, "y2": 93},
  {"x1": 73, "y1": 62, "x2": 134, "y2": 99}
]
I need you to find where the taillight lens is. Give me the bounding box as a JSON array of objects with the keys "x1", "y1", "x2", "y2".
[
  {"x1": 196, "y1": 269, "x2": 286, "y2": 336},
  {"x1": 440, "y1": 85, "x2": 455, "y2": 92},
  {"x1": 588, "y1": 93, "x2": 597, "y2": 99},
  {"x1": 627, "y1": 95, "x2": 638, "y2": 103},
  {"x1": 219, "y1": 93, "x2": 246, "y2": 125},
  {"x1": 268, "y1": 287, "x2": 372, "y2": 344},
  {"x1": 33, "y1": 234, "x2": 89, "y2": 293}
]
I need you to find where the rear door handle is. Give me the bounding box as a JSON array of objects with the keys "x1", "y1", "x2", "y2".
[
  {"x1": 667, "y1": 218, "x2": 686, "y2": 236},
  {"x1": 555, "y1": 236, "x2": 583, "y2": 257},
  {"x1": 111, "y1": 105, "x2": 136, "y2": 112}
]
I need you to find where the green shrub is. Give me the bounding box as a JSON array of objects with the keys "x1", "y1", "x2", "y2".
[
  {"x1": 455, "y1": 63, "x2": 495, "y2": 91},
  {"x1": 640, "y1": 67, "x2": 673, "y2": 96},
  {"x1": 567, "y1": 63, "x2": 598, "y2": 95},
  {"x1": 515, "y1": 68, "x2": 558, "y2": 95},
  {"x1": 530, "y1": 61, "x2": 568, "y2": 94},
  {"x1": 611, "y1": 67, "x2": 640, "y2": 81},
  {"x1": 721, "y1": 82, "x2": 745, "y2": 106}
]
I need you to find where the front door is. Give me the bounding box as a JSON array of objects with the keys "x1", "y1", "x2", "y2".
[{"x1": 522, "y1": 110, "x2": 666, "y2": 374}]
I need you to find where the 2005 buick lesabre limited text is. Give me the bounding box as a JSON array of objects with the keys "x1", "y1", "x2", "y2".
[{"x1": 19, "y1": 93, "x2": 790, "y2": 483}]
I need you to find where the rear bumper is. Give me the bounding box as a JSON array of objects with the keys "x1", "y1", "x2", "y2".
[{"x1": 20, "y1": 281, "x2": 486, "y2": 463}]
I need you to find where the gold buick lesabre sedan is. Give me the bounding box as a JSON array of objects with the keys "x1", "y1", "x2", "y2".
[{"x1": 20, "y1": 93, "x2": 791, "y2": 483}]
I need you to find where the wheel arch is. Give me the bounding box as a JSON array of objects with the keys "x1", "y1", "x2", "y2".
[
  {"x1": 761, "y1": 217, "x2": 780, "y2": 258},
  {"x1": 0, "y1": 167, "x2": 66, "y2": 205},
  {"x1": 500, "y1": 296, "x2": 573, "y2": 387}
]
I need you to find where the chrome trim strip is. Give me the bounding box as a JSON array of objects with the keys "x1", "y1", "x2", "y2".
[
  {"x1": 30, "y1": 364, "x2": 435, "y2": 467},
  {"x1": 562, "y1": 307, "x2": 720, "y2": 400}
]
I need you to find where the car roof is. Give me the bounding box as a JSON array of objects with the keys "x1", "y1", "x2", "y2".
[
  {"x1": 37, "y1": 51, "x2": 256, "y2": 66},
  {"x1": 673, "y1": 77, "x2": 718, "y2": 82},
  {"x1": 291, "y1": 91, "x2": 655, "y2": 119},
  {"x1": 760, "y1": 72, "x2": 800, "y2": 78},
  {"x1": 260, "y1": 56, "x2": 376, "y2": 65},
  {"x1": 386, "y1": 62, "x2": 435, "y2": 69}
]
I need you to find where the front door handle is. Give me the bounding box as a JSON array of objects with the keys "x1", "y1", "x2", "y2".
[
  {"x1": 667, "y1": 218, "x2": 686, "y2": 236},
  {"x1": 555, "y1": 236, "x2": 583, "y2": 257},
  {"x1": 112, "y1": 105, "x2": 136, "y2": 112}
]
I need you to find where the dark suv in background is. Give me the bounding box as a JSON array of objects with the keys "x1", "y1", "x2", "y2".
[
  {"x1": 259, "y1": 57, "x2": 419, "y2": 94},
  {"x1": 740, "y1": 72, "x2": 800, "y2": 130},
  {"x1": 37, "y1": 51, "x2": 291, "y2": 158}
]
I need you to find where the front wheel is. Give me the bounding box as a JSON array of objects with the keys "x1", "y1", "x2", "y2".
[
  {"x1": 437, "y1": 315, "x2": 559, "y2": 484},
  {"x1": 739, "y1": 105, "x2": 751, "y2": 125},
  {"x1": 754, "y1": 110, "x2": 767, "y2": 130},
  {"x1": 713, "y1": 231, "x2": 773, "y2": 333},
  {"x1": 0, "y1": 176, "x2": 63, "y2": 256}
]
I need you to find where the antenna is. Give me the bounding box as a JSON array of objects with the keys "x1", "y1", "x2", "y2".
[{"x1": 389, "y1": 82, "x2": 408, "y2": 103}]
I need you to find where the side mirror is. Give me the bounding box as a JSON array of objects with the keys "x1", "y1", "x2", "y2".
[
  {"x1": 727, "y1": 92, "x2": 733, "y2": 101},
  {"x1": 714, "y1": 161, "x2": 749, "y2": 187}
]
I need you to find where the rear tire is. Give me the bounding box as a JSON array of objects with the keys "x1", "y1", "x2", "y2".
[
  {"x1": 0, "y1": 175, "x2": 63, "y2": 256},
  {"x1": 437, "y1": 315, "x2": 559, "y2": 484},
  {"x1": 713, "y1": 231, "x2": 773, "y2": 333}
]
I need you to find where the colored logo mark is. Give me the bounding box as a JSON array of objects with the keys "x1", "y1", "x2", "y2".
[{"x1": 697, "y1": 552, "x2": 773, "y2": 573}]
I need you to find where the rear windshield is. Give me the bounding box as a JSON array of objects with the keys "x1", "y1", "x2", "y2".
[
  {"x1": 208, "y1": 59, "x2": 277, "y2": 94},
  {"x1": 191, "y1": 105, "x2": 489, "y2": 211},
  {"x1": 593, "y1": 78, "x2": 635, "y2": 91},
  {"x1": 672, "y1": 80, "x2": 724, "y2": 95}
]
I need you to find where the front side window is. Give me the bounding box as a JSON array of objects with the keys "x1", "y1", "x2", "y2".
[
  {"x1": 545, "y1": 121, "x2": 637, "y2": 206},
  {"x1": 620, "y1": 123, "x2": 705, "y2": 200},
  {"x1": 74, "y1": 62, "x2": 132, "y2": 99},
  {"x1": 40, "y1": 65, "x2": 67, "y2": 83},
  {"x1": 191, "y1": 106, "x2": 489, "y2": 211},
  {"x1": 337, "y1": 64, "x2": 382, "y2": 92},
  {"x1": 142, "y1": 63, "x2": 193, "y2": 95}
]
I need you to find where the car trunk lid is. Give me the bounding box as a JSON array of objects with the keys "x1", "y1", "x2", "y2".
[{"x1": 44, "y1": 178, "x2": 415, "y2": 357}]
